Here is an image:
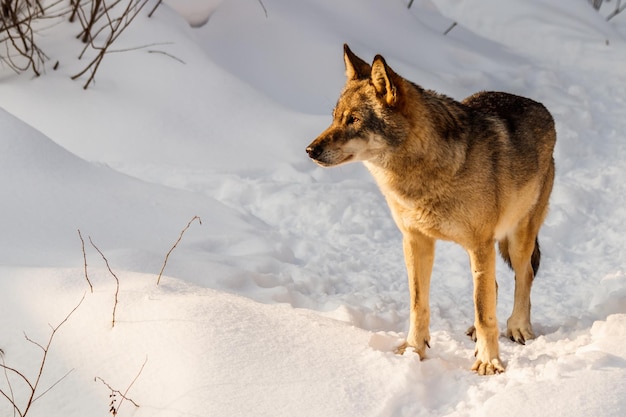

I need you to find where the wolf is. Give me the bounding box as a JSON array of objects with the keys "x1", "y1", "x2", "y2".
[{"x1": 306, "y1": 45, "x2": 556, "y2": 375}]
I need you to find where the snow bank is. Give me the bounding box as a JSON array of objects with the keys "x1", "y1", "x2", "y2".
[{"x1": 0, "y1": 0, "x2": 625, "y2": 416}]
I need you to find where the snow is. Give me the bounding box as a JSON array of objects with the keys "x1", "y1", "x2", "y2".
[{"x1": 0, "y1": 0, "x2": 624, "y2": 416}]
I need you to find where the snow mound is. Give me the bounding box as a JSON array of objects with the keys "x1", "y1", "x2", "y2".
[{"x1": 0, "y1": 0, "x2": 625, "y2": 416}]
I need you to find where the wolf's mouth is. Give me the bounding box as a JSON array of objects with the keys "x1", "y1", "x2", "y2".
[
  {"x1": 312, "y1": 153, "x2": 353, "y2": 167},
  {"x1": 306, "y1": 143, "x2": 354, "y2": 167},
  {"x1": 339, "y1": 154, "x2": 354, "y2": 164}
]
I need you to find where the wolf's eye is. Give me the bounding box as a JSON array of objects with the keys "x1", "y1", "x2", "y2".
[{"x1": 346, "y1": 115, "x2": 359, "y2": 125}]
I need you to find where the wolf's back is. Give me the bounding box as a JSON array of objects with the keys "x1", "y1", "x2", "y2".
[{"x1": 462, "y1": 91, "x2": 556, "y2": 152}]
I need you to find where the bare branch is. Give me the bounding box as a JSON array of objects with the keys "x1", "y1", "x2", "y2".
[
  {"x1": 52, "y1": 292, "x2": 86, "y2": 333},
  {"x1": 95, "y1": 355, "x2": 146, "y2": 414},
  {"x1": 23, "y1": 333, "x2": 45, "y2": 353},
  {"x1": 256, "y1": 0, "x2": 268, "y2": 18},
  {"x1": 606, "y1": 0, "x2": 626, "y2": 21},
  {"x1": 31, "y1": 369, "x2": 74, "y2": 404},
  {"x1": 157, "y1": 216, "x2": 202, "y2": 285},
  {"x1": 118, "y1": 355, "x2": 146, "y2": 411},
  {"x1": 88, "y1": 236, "x2": 119, "y2": 328},
  {"x1": 443, "y1": 22, "x2": 457, "y2": 36},
  {"x1": 24, "y1": 294, "x2": 85, "y2": 414},
  {"x1": 0, "y1": 0, "x2": 66, "y2": 76},
  {"x1": 106, "y1": 40, "x2": 172, "y2": 54},
  {"x1": 147, "y1": 0, "x2": 162, "y2": 18},
  {"x1": 0, "y1": 385, "x2": 22, "y2": 417},
  {"x1": 589, "y1": 0, "x2": 603, "y2": 11},
  {"x1": 0, "y1": 362, "x2": 34, "y2": 394},
  {"x1": 77, "y1": 229, "x2": 93, "y2": 293},
  {"x1": 0, "y1": 348, "x2": 19, "y2": 417},
  {"x1": 0, "y1": 294, "x2": 85, "y2": 416},
  {"x1": 147, "y1": 49, "x2": 185, "y2": 64},
  {"x1": 71, "y1": 0, "x2": 154, "y2": 89}
]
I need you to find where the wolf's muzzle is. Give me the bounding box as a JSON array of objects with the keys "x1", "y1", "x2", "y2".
[{"x1": 306, "y1": 144, "x2": 323, "y2": 160}]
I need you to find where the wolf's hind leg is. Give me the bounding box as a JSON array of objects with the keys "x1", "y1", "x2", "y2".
[
  {"x1": 502, "y1": 223, "x2": 540, "y2": 344},
  {"x1": 505, "y1": 162, "x2": 554, "y2": 344}
]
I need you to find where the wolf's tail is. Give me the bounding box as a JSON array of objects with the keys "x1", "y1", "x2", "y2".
[
  {"x1": 498, "y1": 237, "x2": 541, "y2": 276},
  {"x1": 530, "y1": 238, "x2": 541, "y2": 276}
]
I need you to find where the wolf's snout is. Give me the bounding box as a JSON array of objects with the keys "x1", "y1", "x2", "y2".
[{"x1": 306, "y1": 144, "x2": 323, "y2": 160}]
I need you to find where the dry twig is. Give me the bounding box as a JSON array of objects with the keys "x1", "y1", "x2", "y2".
[
  {"x1": 71, "y1": 0, "x2": 154, "y2": 89},
  {"x1": 0, "y1": 294, "x2": 85, "y2": 416},
  {"x1": 606, "y1": 0, "x2": 626, "y2": 20},
  {"x1": 88, "y1": 236, "x2": 120, "y2": 328},
  {"x1": 147, "y1": 0, "x2": 161, "y2": 18},
  {"x1": 156, "y1": 216, "x2": 202, "y2": 285},
  {"x1": 443, "y1": 22, "x2": 457, "y2": 36},
  {"x1": 77, "y1": 229, "x2": 93, "y2": 293},
  {"x1": 95, "y1": 355, "x2": 146, "y2": 415},
  {"x1": 256, "y1": 0, "x2": 268, "y2": 18}
]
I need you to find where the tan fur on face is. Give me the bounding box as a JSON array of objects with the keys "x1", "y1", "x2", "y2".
[{"x1": 306, "y1": 45, "x2": 556, "y2": 375}]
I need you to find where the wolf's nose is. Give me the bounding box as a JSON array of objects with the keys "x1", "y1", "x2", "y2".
[{"x1": 306, "y1": 145, "x2": 322, "y2": 159}]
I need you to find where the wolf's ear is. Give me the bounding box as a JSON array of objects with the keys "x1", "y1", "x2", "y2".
[
  {"x1": 343, "y1": 44, "x2": 371, "y2": 80},
  {"x1": 371, "y1": 55, "x2": 398, "y2": 106}
]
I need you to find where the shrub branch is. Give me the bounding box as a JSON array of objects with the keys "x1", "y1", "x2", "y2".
[
  {"x1": 88, "y1": 236, "x2": 120, "y2": 328},
  {"x1": 0, "y1": 294, "x2": 85, "y2": 416},
  {"x1": 71, "y1": 0, "x2": 163, "y2": 89},
  {"x1": 157, "y1": 216, "x2": 202, "y2": 285},
  {"x1": 77, "y1": 229, "x2": 93, "y2": 293},
  {"x1": 95, "y1": 355, "x2": 146, "y2": 415}
]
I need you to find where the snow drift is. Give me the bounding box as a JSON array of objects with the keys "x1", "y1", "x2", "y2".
[{"x1": 0, "y1": 0, "x2": 624, "y2": 416}]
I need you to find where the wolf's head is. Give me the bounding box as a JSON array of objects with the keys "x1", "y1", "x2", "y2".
[{"x1": 306, "y1": 44, "x2": 410, "y2": 167}]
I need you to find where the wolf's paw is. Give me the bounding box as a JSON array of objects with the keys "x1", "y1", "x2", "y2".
[
  {"x1": 506, "y1": 327, "x2": 535, "y2": 345},
  {"x1": 472, "y1": 332, "x2": 505, "y2": 375},
  {"x1": 506, "y1": 318, "x2": 535, "y2": 345},
  {"x1": 471, "y1": 357, "x2": 505, "y2": 375},
  {"x1": 395, "y1": 337, "x2": 430, "y2": 359}
]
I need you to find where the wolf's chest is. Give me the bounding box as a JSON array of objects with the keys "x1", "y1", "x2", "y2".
[{"x1": 383, "y1": 189, "x2": 457, "y2": 240}]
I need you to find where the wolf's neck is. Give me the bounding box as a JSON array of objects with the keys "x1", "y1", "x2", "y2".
[
  {"x1": 367, "y1": 130, "x2": 464, "y2": 180},
  {"x1": 363, "y1": 130, "x2": 465, "y2": 201}
]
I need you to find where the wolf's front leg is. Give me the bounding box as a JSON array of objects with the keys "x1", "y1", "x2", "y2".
[
  {"x1": 396, "y1": 231, "x2": 435, "y2": 359},
  {"x1": 468, "y1": 243, "x2": 505, "y2": 375}
]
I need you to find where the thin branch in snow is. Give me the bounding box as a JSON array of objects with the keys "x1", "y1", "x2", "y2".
[
  {"x1": 32, "y1": 369, "x2": 74, "y2": 404},
  {"x1": 77, "y1": 229, "x2": 93, "y2": 293},
  {"x1": 444, "y1": 22, "x2": 457, "y2": 36},
  {"x1": 147, "y1": 0, "x2": 162, "y2": 18},
  {"x1": 95, "y1": 355, "x2": 146, "y2": 415},
  {"x1": 157, "y1": 216, "x2": 202, "y2": 285},
  {"x1": 147, "y1": 49, "x2": 185, "y2": 64},
  {"x1": 88, "y1": 236, "x2": 120, "y2": 328},
  {"x1": 0, "y1": 294, "x2": 85, "y2": 416},
  {"x1": 606, "y1": 0, "x2": 626, "y2": 21},
  {"x1": 71, "y1": 0, "x2": 154, "y2": 89},
  {"x1": 256, "y1": 0, "x2": 268, "y2": 18},
  {"x1": 118, "y1": 355, "x2": 146, "y2": 411},
  {"x1": 104, "y1": 41, "x2": 185, "y2": 64},
  {"x1": 0, "y1": 348, "x2": 18, "y2": 417}
]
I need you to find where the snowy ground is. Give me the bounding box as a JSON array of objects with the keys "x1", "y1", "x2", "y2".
[{"x1": 0, "y1": 0, "x2": 625, "y2": 416}]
